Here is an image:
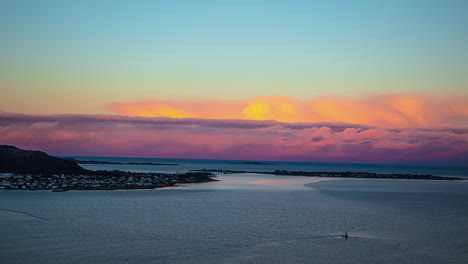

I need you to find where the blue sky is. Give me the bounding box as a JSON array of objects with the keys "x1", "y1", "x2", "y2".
[{"x1": 1, "y1": 0, "x2": 467, "y2": 113}]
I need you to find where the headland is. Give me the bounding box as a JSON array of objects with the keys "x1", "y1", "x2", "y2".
[{"x1": 0, "y1": 145, "x2": 215, "y2": 191}]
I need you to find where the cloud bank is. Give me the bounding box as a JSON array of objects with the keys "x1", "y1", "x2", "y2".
[
  {"x1": 1, "y1": 112, "x2": 467, "y2": 165},
  {"x1": 109, "y1": 94, "x2": 468, "y2": 128}
]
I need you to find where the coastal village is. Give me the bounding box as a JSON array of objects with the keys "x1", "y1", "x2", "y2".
[
  {"x1": 0, "y1": 145, "x2": 216, "y2": 191},
  {"x1": 0, "y1": 171, "x2": 215, "y2": 191}
]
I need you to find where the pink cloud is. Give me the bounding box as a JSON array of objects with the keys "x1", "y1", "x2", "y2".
[{"x1": 0, "y1": 112, "x2": 467, "y2": 165}]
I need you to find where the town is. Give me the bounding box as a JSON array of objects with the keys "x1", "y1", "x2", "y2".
[{"x1": 0, "y1": 171, "x2": 216, "y2": 191}]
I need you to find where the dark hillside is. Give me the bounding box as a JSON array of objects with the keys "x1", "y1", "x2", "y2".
[{"x1": 0, "y1": 145, "x2": 88, "y2": 175}]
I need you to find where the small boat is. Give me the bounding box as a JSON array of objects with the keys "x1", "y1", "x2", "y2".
[{"x1": 341, "y1": 231, "x2": 348, "y2": 239}]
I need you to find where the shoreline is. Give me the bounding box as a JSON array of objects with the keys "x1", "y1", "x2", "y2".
[
  {"x1": 191, "y1": 169, "x2": 463, "y2": 181},
  {"x1": 1, "y1": 168, "x2": 464, "y2": 193},
  {"x1": 0, "y1": 171, "x2": 217, "y2": 192}
]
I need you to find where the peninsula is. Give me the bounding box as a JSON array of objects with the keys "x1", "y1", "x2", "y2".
[
  {"x1": 0, "y1": 145, "x2": 216, "y2": 191},
  {"x1": 189, "y1": 169, "x2": 462, "y2": 181}
]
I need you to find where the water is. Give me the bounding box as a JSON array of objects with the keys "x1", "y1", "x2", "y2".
[
  {"x1": 1, "y1": 160, "x2": 468, "y2": 263},
  {"x1": 71, "y1": 156, "x2": 468, "y2": 178}
]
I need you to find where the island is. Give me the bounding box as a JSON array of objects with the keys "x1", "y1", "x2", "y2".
[
  {"x1": 62, "y1": 157, "x2": 178, "y2": 166},
  {"x1": 0, "y1": 145, "x2": 216, "y2": 191},
  {"x1": 228, "y1": 161, "x2": 274, "y2": 165},
  {"x1": 189, "y1": 169, "x2": 463, "y2": 181}
]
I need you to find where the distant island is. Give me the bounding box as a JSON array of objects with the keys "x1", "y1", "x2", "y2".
[
  {"x1": 62, "y1": 157, "x2": 178, "y2": 166},
  {"x1": 228, "y1": 161, "x2": 274, "y2": 165},
  {"x1": 0, "y1": 145, "x2": 215, "y2": 191},
  {"x1": 190, "y1": 169, "x2": 463, "y2": 181}
]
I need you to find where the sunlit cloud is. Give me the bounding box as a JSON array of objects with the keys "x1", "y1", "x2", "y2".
[
  {"x1": 109, "y1": 100, "x2": 248, "y2": 119},
  {"x1": 109, "y1": 94, "x2": 468, "y2": 128},
  {"x1": 1, "y1": 112, "x2": 466, "y2": 165}
]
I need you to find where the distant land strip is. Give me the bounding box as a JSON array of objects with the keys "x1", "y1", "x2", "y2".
[
  {"x1": 227, "y1": 161, "x2": 274, "y2": 165},
  {"x1": 189, "y1": 169, "x2": 463, "y2": 181},
  {"x1": 62, "y1": 157, "x2": 178, "y2": 166}
]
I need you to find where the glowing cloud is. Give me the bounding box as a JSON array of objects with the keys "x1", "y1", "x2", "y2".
[
  {"x1": 109, "y1": 94, "x2": 468, "y2": 128},
  {"x1": 109, "y1": 100, "x2": 247, "y2": 119},
  {"x1": 0, "y1": 112, "x2": 467, "y2": 165}
]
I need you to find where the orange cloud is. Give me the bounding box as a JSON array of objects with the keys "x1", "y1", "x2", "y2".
[
  {"x1": 109, "y1": 93, "x2": 468, "y2": 128},
  {"x1": 109, "y1": 100, "x2": 247, "y2": 119}
]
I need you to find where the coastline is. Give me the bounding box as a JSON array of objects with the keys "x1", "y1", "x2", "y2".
[
  {"x1": 1, "y1": 167, "x2": 463, "y2": 193},
  {"x1": 0, "y1": 171, "x2": 217, "y2": 192},
  {"x1": 190, "y1": 169, "x2": 463, "y2": 181}
]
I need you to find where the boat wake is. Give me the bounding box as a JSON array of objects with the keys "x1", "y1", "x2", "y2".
[{"x1": 0, "y1": 208, "x2": 45, "y2": 220}]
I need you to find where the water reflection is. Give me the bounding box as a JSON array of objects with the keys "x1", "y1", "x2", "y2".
[{"x1": 178, "y1": 173, "x2": 334, "y2": 190}]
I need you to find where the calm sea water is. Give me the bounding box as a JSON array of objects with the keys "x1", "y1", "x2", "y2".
[
  {"x1": 1, "y1": 159, "x2": 468, "y2": 263},
  {"x1": 72, "y1": 156, "x2": 468, "y2": 178}
]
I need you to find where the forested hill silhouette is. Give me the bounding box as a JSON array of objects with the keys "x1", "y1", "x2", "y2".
[{"x1": 0, "y1": 145, "x2": 88, "y2": 175}]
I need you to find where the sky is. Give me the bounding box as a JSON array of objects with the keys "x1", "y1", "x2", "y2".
[{"x1": 0, "y1": 0, "x2": 467, "y2": 165}]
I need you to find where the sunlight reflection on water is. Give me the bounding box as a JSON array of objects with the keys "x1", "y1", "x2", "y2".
[{"x1": 178, "y1": 173, "x2": 336, "y2": 190}]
